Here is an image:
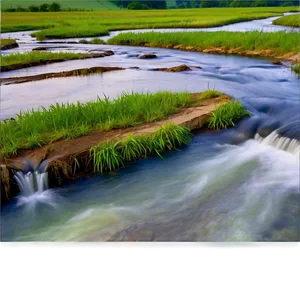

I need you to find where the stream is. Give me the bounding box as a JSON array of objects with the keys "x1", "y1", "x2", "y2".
[{"x1": 1, "y1": 14, "x2": 299, "y2": 241}]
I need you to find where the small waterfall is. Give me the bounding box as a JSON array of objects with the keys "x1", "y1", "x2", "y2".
[
  {"x1": 14, "y1": 170, "x2": 49, "y2": 196},
  {"x1": 255, "y1": 131, "x2": 300, "y2": 156}
]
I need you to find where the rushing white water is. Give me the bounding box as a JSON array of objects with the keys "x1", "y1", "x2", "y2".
[
  {"x1": 255, "y1": 131, "x2": 300, "y2": 156},
  {"x1": 13, "y1": 170, "x2": 55, "y2": 207},
  {"x1": 14, "y1": 170, "x2": 49, "y2": 196}
]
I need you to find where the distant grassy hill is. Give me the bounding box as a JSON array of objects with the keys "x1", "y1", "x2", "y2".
[{"x1": 1, "y1": 0, "x2": 118, "y2": 10}]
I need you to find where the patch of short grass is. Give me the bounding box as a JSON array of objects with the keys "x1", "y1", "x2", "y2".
[
  {"x1": 90, "y1": 38, "x2": 105, "y2": 44},
  {"x1": 207, "y1": 101, "x2": 251, "y2": 130},
  {"x1": 32, "y1": 25, "x2": 109, "y2": 41},
  {"x1": 0, "y1": 38, "x2": 17, "y2": 47},
  {"x1": 273, "y1": 13, "x2": 300, "y2": 28},
  {"x1": 198, "y1": 90, "x2": 223, "y2": 102}
]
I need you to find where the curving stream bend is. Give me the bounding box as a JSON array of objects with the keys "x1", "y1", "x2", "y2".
[{"x1": 1, "y1": 14, "x2": 299, "y2": 241}]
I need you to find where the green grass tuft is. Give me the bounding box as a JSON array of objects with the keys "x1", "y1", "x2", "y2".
[
  {"x1": 207, "y1": 101, "x2": 251, "y2": 130},
  {"x1": 292, "y1": 63, "x2": 300, "y2": 74},
  {"x1": 119, "y1": 133, "x2": 148, "y2": 162},
  {"x1": 90, "y1": 123, "x2": 192, "y2": 173},
  {"x1": 90, "y1": 38, "x2": 105, "y2": 44},
  {"x1": 198, "y1": 90, "x2": 223, "y2": 102},
  {"x1": 91, "y1": 140, "x2": 124, "y2": 173}
]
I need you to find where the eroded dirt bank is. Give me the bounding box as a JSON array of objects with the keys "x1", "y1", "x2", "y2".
[
  {"x1": 1, "y1": 94, "x2": 230, "y2": 202},
  {"x1": 0, "y1": 66, "x2": 124, "y2": 85},
  {"x1": 131, "y1": 43, "x2": 300, "y2": 63}
]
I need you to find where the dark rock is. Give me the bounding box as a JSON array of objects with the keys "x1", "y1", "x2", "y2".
[
  {"x1": 0, "y1": 164, "x2": 19, "y2": 204},
  {"x1": 32, "y1": 47, "x2": 47, "y2": 51},
  {"x1": 3, "y1": 117, "x2": 16, "y2": 123},
  {"x1": 191, "y1": 65, "x2": 202, "y2": 69},
  {"x1": 103, "y1": 50, "x2": 114, "y2": 56},
  {"x1": 128, "y1": 66, "x2": 139, "y2": 70},
  {"x1": 277, "y1": 120, "x2": 300, "y2": 140},
  {"x1": 139, "y1": 53, "x2": 157, "y2": 59},
  {"x1": 271, "y1": 60, "x2": 283, "y2": 66}
]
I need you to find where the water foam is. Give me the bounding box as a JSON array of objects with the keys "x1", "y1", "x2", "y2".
[
  {"x1": 255, "y1": 131, "x2": 300, "y2": 156},
  {"x1": 14, "y1": 169, "x2": 58, "y2": 207}
]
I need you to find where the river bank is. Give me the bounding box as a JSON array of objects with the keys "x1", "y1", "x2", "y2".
[
  {"x1": 1, "y1": 92, "x2": 240, "y2": 202},
  {"x1": 108, "y1": 31, "x2": 300, "y2": 62}
]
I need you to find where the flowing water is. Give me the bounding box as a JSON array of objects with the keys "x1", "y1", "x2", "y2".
[{"x1": 1, "y1": 14, "x2": 299, "y2": 241}]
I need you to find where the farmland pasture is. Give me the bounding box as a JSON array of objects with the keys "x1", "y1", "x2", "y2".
[{"x1": 1, "y1": 6, "x2": 298, "y2": 38}]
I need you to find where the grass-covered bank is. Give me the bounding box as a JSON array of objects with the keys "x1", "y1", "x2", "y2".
[
  {"x1": 0, "y1": 51, "x2": 114, "y2": 71},
  {"x1": 273, "y1": 13, "x2": 300, "y2": 27},
  {"x1": 0, "y1": 91, "x2": 250, "y2": 158},
  {"x1": 0, "y1": 38, "x2": 18, "y2": 50},
  {"x1": 108, "y1": 31, "x2": 299, "y2": 59},
  {"x1": 1, "y1": 7, "x2": 298, "y2": 38},
  {"x1": 0, "y1": 92, "x2": 191, "y2": 157}
]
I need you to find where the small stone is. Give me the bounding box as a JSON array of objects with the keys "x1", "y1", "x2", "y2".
[{"x1": 139, "y1": 53, "x2": 157, "y2": 59}]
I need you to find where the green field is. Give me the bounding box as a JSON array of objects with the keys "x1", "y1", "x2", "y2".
[
  {"x1": 1, "y1": 7, "x2": 297, "y2": 37},
  {"x1": 1, "y1": 0, "x2": 118, "y2": 10},
  {"x1": 108, "y1": 31, "x2": 299, "y2": 57},
  {"x1": 273, "y1": 13, "x2": 300, "y2": 27}
]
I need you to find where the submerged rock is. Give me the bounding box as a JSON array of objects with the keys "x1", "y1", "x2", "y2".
[
  {"x1": 139, "y1": 53, "x2": 157, "y2": 59},
  {"x1": 190, "y1": 65, "x2": 202, "y2": 69},
  {"x1": 257, "y1": 119, "x2": 281, "y2": 138},
  {"x1": 32, "y1": 47, "x2": 47, "y2": 51},
  {"x1": 104, "y1": 50, "x2": 114, "y2": 56}
]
